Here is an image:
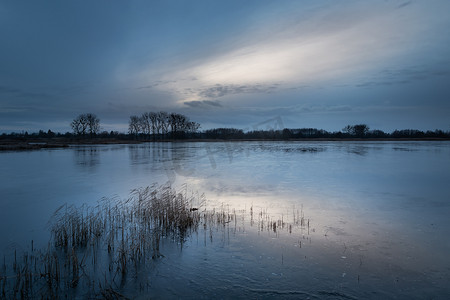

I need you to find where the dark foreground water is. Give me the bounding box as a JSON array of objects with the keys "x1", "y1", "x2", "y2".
[{"x1": 1, "y1": 141, "x2": 449, "y2": 299}]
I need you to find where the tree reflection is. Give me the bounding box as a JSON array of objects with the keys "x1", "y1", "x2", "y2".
[
  {"x1": 128, "y1": 143, "x2": 196, "y2": 183},
  {"x1": 73, "y1": 147, "x2": 100, "y2": 170}
]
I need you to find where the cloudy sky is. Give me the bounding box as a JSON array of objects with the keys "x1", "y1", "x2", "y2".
[{"x1": 1, "y1": 0, "x2": 450, "y2": 133}]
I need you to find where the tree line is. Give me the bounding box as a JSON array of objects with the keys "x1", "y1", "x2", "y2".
[
  {"x1": 231, "y1": 125, "x2": 449, "y2": 139},
  {"x1": 128, "y1": 111, "x2": 200, "y2": 138},
  {"x1": 2, "y1": 114, "x2": 450, "y2": 141}
]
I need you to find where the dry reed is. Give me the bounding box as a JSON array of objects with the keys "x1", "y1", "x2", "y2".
[{"x1": 0, "y1": 183, "x2": 310, "y2": 298}]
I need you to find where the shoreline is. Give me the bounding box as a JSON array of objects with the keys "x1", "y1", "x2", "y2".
[{"x1": 1, "y1": 137, "x2": 449, "y2": 151}]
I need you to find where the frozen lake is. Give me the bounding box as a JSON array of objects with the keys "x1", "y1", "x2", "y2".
[{"x1": 1, "y1": 141, "x2": 449, "y2": 298}]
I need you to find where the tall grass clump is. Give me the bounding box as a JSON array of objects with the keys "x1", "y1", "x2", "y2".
[
  {"x1": 1, "y1": 184, "x2": 204, "y2": 298},
  {"x1": 0, "y1": 183, "x2": 309, "y2": 298}
]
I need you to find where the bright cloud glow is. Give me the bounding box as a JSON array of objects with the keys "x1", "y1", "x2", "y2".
[{"x1": 135, "y1": 1, "x2": 441, "y2": 105}]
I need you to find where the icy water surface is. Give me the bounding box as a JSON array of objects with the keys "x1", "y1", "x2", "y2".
[{"x1": 1, "y1": 141, "x2": 449, "y2": 298}]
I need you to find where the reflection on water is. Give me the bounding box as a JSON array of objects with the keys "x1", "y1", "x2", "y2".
[
  {"x1": 1, "y1": 141, "x2": 450, "y2": 298},
  {"x1": 73, "y1": 147, "x2": 101, "y2": 170}
]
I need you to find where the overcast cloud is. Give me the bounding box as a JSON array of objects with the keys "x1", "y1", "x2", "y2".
[{"x1": 1, "y1": 0, "x2": 449, "y2": 132}]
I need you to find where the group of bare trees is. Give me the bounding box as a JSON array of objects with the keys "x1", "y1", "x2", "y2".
[
  {"x1": 342, "y1": 124, "x2": 370, "y2": 137},
  {"x1": 128, "y1": 111, "x2": 200, "y2": 137},
  {"x1": 71, "y1": 113, "x2": 100, "y2": 136},
  {"x1": 69, "y1": 112, "x2": 200, "y2": 138}
]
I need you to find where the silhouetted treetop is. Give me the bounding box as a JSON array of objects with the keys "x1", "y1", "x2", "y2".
[{"x1": 71, "y1": 113, "x2": 100, "y2": 136}]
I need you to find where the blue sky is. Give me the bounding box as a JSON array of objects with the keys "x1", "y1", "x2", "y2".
[{"x1": 1, "y1": 0, "x2": 450, "y2": 133}]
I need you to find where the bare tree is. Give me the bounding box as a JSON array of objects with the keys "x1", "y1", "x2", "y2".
[
  {"x1": 71, "y1": 113, "x2": 99, "y2": 136},
  {"x1": 353, "y1": 124, "x2": 369, "y2": 137},
  {"x1": 140, "y1": 112, "x2": 151, "y2": 136},
  {"x1": 169, "y1": 113, "x2": 190, "y2": 134},
  {"x1": 158, "y1": 111, "x2": 169, "y2": 135},
  {"x1": 342, "y1": 125, "x2": 353, "y2": 136},
  {"x1": 342, "y1": 124, "x2": 370, "y2": 137},
  {"x1": 148, "y1": 112, "x2": 158, "y2": 135},
  {"x1": 184, "y1": 121, "x2": 200, "y2": 134},
  {"x1": 128, "y1": 115, "x2": 141, "y2": 136},
  {"x1": 86, "y1": 113, "x2": 100, "y2": 135},
  {"x1": 169, "y1": 113, "x2": 178, "y2": 134},
  {"x1": 71, "y1": 115, "x2": 86, "y2": 135}
]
